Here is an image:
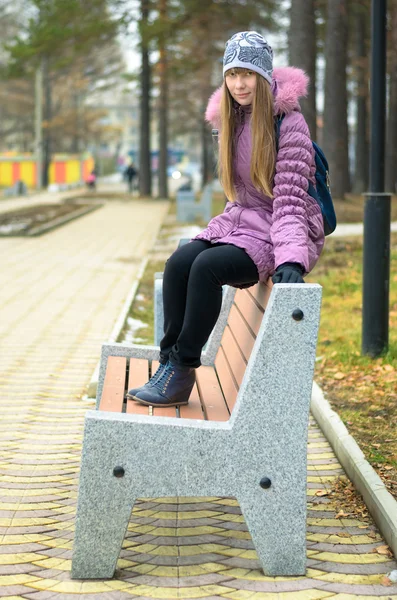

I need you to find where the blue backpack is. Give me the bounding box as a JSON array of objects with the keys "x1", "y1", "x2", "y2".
[{"x1": 275, "y1": 115, "x2": 336, "y2": 236}]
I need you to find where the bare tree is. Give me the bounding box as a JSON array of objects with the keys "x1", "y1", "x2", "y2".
[
  {"x1": 323, "y1": 0, "x2": 350, "y2": 200},
  {"x1": 288, "y1": 0, "x2": 317, "y2": 138},
  {"x1": 157, "y1": 0, "x2": 168, "y2": 199},
  {"x1": 352, "y1": 1, "x2": 369, "y2": 194},
  {"x1": 139, "y1": 0, "x2": 152, "y2": 197}
]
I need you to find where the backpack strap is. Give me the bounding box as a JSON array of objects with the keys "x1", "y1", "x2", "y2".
[{"x1": 274, "y1": 114, "x2": 285, "y2": 153}]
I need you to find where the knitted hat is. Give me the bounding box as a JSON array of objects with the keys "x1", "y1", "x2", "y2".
[{"x1": 223, "y1": 31, "x2": 273, "y2": 85}]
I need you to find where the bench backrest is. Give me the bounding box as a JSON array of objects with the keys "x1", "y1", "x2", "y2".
[{"x1": 212, "y1": 282, "x2": 272, "y2": 413}]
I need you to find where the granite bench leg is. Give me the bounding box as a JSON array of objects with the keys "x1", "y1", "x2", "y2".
[
  {"x1": 71, "y1": 438, "x2": 137, "y2": 579},
  {"x1": 238, "y1": 487, "x2": 306, "y2": 576}
]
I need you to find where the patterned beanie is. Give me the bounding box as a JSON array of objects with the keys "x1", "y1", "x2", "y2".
[{"x1": 223, "y1": 31, "x2": 273, "y2": 85}]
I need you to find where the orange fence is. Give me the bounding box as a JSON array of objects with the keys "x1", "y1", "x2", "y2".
[{"x1": 0, "y1": 154, "x2": 95, "y2": 188}]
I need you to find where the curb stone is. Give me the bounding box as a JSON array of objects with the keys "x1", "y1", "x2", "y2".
[{"x1": 311, "y1": 379, "x2": 397, "y2": 558}]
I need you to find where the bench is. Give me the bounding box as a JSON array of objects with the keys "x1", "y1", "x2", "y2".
[
  {"x1": 71, "y1": 281, "x2": 322, "y2": 580},
  {"x1": 176, "y1": 182, "x2": 212, "y2": 222},
  {"x1": 3, "y1": 180, "x2": 28, "y2": 198}
]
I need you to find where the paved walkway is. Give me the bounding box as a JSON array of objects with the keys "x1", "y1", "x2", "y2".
[{"x1": 0, "y1": 197, "x2": 396, "y2": 599}]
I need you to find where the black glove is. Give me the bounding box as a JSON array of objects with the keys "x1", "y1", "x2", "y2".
[{"x1": 272, "y1": 262, "x2": 305, "y2": 284}]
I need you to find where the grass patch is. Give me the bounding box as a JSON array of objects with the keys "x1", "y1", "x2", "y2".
[
  {"x1": 306, "y1": 233, "x2": 397, "y2": 499},
  {"x1": 117, "y1": 259, "x2": 166, "y2": 345}
]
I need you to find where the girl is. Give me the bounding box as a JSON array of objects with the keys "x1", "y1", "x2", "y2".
[{"x1": 128, "y1": 30, "x2": 324, "y2": 408}]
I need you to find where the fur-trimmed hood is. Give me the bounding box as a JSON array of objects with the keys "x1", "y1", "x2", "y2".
[{"x1": 205, "y1": 66, "x2": 309, "y2": 129}]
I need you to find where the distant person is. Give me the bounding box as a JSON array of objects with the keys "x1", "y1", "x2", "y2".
[
  {"x1": 86, "y1": 170, "x2": 96, "y2": 191},
  {"x1": 125, "y1": 162, "x2": 137, "y2": 193}
]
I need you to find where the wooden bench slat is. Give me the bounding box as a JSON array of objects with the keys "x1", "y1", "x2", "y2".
[
  {"x1": 100, "y1": 356, "x2": 127, "y2": 412},
  {"x1": 214, "y1": 346, "x2": 238, "y2": 413},
  {"x1": 153, "y1": 406, "x2": 178, "y2": 417},
  {"x1": 151, "y1": 359, "x2": 160, "y2": 378},
  {"x1": 179, "y1": 382, "x2": 205, "y2": 420},
  {"x1": 126, "y1": 401, "x2": 151, "y2": 415},
  {"x1": 196, "y1": 366, "x2": 229, "y2": 421},
  {"x1": 234, "y1": 289, "x2": 264, "y2": 336},
  {"x1": 220, "y1": 325, "x2": 247, "y2": 389},
  {"x1": 247, "y1": 281, "x2": 272, "y2": 312},
  {"x1": 227, "y1": 305, "x2": 256, "y2": 362},
  {"x1": 126, "y1": 358, "x2": 151, "y2": 415},
  {"x1": 128, "y1": 358, "x2": 150, "y2": 389}
]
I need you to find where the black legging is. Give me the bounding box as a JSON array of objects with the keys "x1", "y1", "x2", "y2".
[{"x1": 160, "y1": 240, "x2": 259, "y2": 368}]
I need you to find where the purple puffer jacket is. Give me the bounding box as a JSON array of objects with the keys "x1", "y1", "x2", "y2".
[{"x1": 193, "y1": 66, "x2": 325, "y2": 282}]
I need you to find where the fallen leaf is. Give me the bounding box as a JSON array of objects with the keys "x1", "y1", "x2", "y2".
[
  {"x1": 381, "y1": 575, "x2": 393, "y2": 586},
  {"x1": 334, "y1": 371, "x2": 346, "y2": 380},
  {"x1": 374, "y1": 545, "x2": 392, "y2": 556},
  {"x1": 337, "y1": 532, "x2": 351, "y2": 538},
  {"x1": 315, "y1": 490, "x2": 330, "y2": 497},
  {"x1": 335, "y1": 510, "x2": 350, "y2": 519}
]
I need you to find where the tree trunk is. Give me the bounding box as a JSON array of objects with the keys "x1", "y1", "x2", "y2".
[
  {"x1": 288, "y1": 0, "x2": 317, "y2": 138},
  {"x1": 139, "y1": 0, "x2": 152, "y2": 197},
  {"x1": 352, "y1": 5, "x2": 369, "y2": 194},
  {"x1": 71, "y1": 93, "x2": 81, "y2": 154},
  {"x1": 42, "y1": 55, "x2": 52, "y2": 189},
  {"x1": 158, "y1": 0, "x2": 168, "y2": 199},
  {"x1": 386, "y1": 0, "x2": 397, "y2": 193},
  {"x1": 323, "y1": 0, "x2": 350, "y2": 200},
  {"x1": 201, "y1": 109, "x2": 210, "y2": 187}
]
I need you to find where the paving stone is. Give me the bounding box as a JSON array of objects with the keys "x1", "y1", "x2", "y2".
[
  {"x1": 21, "y1": 592, "x2": 61, "y2": 600},
  {"x1": 0, "y1": 585, "x2": 38, "y2": 595},
  {"x1": 308, "y1": 541, "x2": 382, "y2": 553},
  {"x1": 0, "y1": 563, "x2": 42, "y2": 575},
  {"x1": 0, "y1": 544, "x2": 50, "y2": 554},
  {"x1": 308, "y1": 525, "x2": 377, "y2": 535},
  {"x1": 177, "y1": 554, "x2": 226, "y2": 566},
  {"x1": 215, "y1": 556, "x2": 262, "y2": 570},
  {"x1": 319, "y1": 581, "x2": 397, "y2": 594},
  {"x1": 309, "y1": 559, "x2": 397, "y2": 574},
  {"x1": 176, "y1": 573, "x2": 234, "y2": 587},
  {"x1": 124, "y1": 554, "x2": 179, "y2": 567},
  {"x1": 218, "y1": 579, "x2": 328, "y2": 592}
]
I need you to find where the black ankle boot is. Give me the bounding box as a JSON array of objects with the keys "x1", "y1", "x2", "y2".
[
  {"x1": 126, "y1": 361, "x2": 168, "y2": 400},
  {"x1": 133, "y1": 362, "x2": 195, "y2": 407}
]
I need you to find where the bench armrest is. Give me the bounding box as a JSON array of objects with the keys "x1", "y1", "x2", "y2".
[
  {"x1": 96, "y1": 342, "x2": 160, "y2": 406},
  {"x1": 101, "y1": 342, "x2": 159, "y2": 360}
]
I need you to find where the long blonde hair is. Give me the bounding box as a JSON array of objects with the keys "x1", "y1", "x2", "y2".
[{"x1": 219, "y1": 70, "x2": 276, "y2": 201}]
